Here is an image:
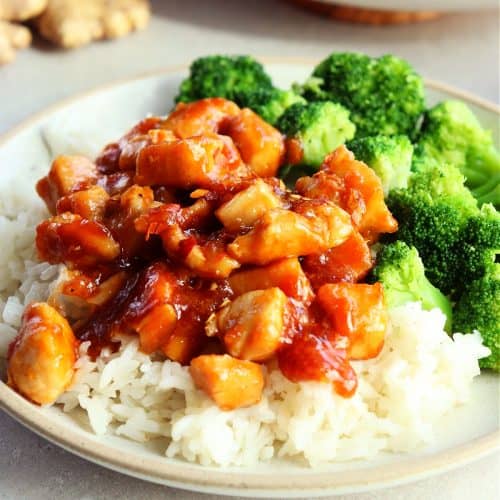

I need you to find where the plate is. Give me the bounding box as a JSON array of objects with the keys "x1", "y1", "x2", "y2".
[
  {"x1": 0, "y1": 61, "x2": 499, "y2": 498},
  {"x1": 309, "y1": 0, "x2": 498, "y2": 12}
]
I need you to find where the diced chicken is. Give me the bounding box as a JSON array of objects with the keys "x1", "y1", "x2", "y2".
[
  {"x1": 222, "y1": 108, "x2": 285, "y2": 177},
  {"x1": 36, "y1": 212, "x2": 120, "y2": 268},
  {"x1": 135, "y1": 303, "x2": 177, "y2": 354},
  {"x1": 160, "y1": 98, "x2": 240, "y2": 138},
  {"x1": 56, "y1": 186, "x2": 110, "y2": 220},
  {"x1": 7, "y1": 302, "x2": 77, "y2": 405},
  {"x1": 227, "y1": 202, "x2": 352, "y2": 265},
  {"x1": 160, "y1": 224, "x2": 240, "y2": 279},
  {"x1": 96, "y1": 117, "x2": 164, "y2": 173},
  {"x1": 36, "y1": 155, "x2": 98, "y2": 214},
  {"x1": 135, "y1": 133, "x2": 251, "y2": 190},
  {"x1": 120, "y1": 262, "x2": 178, "y2": 354},
  {"x1": 48, "y1": 270, "x2": 128, "y2": 324},
  {"x1": 228, "y1": 258, "x2": 313, "y2": 303},
  {"x1": 292, "y1": 198, "x2": 353, "y2": 250},
  {"x1": 105, "y1": 185, "x2": 155, "y2": 259},
  {"x1": 317, "y1": 282, "x2": 387, "y2": 360},
  {"x1": 303, "y1": 231, "x2": 373, "y2": 289},
  {"x1": 295, "y1": 170, "x2": 343, "y2": 206},
  {"x1": 183, "y1": 239, "x2": 241, "y2": 279},
  {"x1": 119, "y1": 185, "x2": 155, "y2": 215},
  {"x1": 119, "y1": 129, "x2": 177, "y2": 171},
  {"x1": 190, "y1": 354, "x2": 264, "y2": 410},
  {"x1": 161, "y1": 322, "x2": 207, "y2": 365},
  {"x1": 320, "y1": 146, "x2": 398, "y2": 242},
  {"x1": 212, "y1": 288, "x2": 287, "y2": 361},
  {"x1": 215, "y1": 179, "x2": 282, "y2": 232}
]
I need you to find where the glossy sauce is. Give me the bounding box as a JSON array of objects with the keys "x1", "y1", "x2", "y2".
[{"x1": 30, "y1": 99, "x2": 395, "y2": 403}]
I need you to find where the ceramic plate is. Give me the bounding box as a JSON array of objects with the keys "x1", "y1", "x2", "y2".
[
  {"x1": 0, "y1": 61, "x2": 499, "y2": 498},
  {"x1": 312, "y1": 0, "x2": 497, "y2": 11}
]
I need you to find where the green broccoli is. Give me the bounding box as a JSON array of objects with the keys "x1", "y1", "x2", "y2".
[
  {"x1": 300, "y1": 52, "x2": 425, "y2": 138},
  {"x1": 277, "y1": 101, "x2": 356, "y2": 167},
  {"x1": 387, "y1": 158, "x2": 479, "y2": 294},
  {"x1": 460, "y1": 203, "x2": 500, "y2": 283},
  {"x1": 175, "y1": 55, "x2": 273, "y2": 104},
  {"x1": 387, "y1": 195, "x2": 463, "y2": 294},
  {"x1": 415, "y1": 100, "x2": 500, "y2": 209},
  {"x1": 237, "y1": 87, "x2": 306, "y2": 125},
  {"x1": 408, "y1": 158, "x2": 479, "y2": 217},
  {"x1": 348, "y1": 135, "x2": 413, "y2": 196},
  {"x1": 372, "y1": 241, "x2": 453, "y2": 331},
  {"x1": 453, "y1": 272, "x2": 499, "y2": 371}
]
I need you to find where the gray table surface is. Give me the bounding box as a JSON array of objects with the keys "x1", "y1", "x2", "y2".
[{"x1": 0, "y1": 1, "x2": 499, "y2": 498}]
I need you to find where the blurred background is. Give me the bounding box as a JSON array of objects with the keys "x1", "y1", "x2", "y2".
[
  {"x1": 0, "y1": 0, "x2": 498, "y2": 135},
  {"x1": 0, "y1": 1, "x2": 499, "y2": 499}
]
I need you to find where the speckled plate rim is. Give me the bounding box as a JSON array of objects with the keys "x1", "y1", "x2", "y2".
[{"x1": 0, "y1": 59, "x2": 499, "y2": 498}]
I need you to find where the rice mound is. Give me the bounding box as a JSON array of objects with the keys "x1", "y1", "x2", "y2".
[{"x1": 0, "y1": 160, "x2": 490, "y2": 467}]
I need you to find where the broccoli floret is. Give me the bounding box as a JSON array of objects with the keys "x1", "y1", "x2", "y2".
[
  {"x1": 348, "y1": 135, "x2": 413, "y2": 196},
  {"x1": 300, "y1": 52, "x2": 425, "y2": 138},
  {"x1": 460, "y1": 203, "x2": 500, "y2": 283},
  {"x1": 415, "y1": 100, "x2": 500, "y2": 209},
  {"x1": 387, "y1": 159, "x2": 477, "y2": 293},
  {"x1": 277, "y1": 101, "x2": 356, "y2": 167},
  {"x1": 387, "y1": 193, "x2": 464, "y2": 294},
  {"x1": 175, "y1": 55, "x2": 273, "y2": 104},
  {"x1": 408, "y1": 158, "x2": 479, "y2": 217},
  {"x1": 453, "y1": 272, "x2": 500, "y2": 371},
  {"x1": 372, "y1": 241, "x2": 453, "y2": 331},
  {"x1": 237, "y1": 87, "x2": 306, "y2": 125}
]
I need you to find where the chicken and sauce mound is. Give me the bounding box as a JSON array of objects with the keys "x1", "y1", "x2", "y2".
[{"x1": 7, "y1": 97, "x2": 398, "y2": 410}]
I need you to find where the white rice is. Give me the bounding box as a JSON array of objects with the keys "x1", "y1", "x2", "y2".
[{"x1": 0, "y1": 149, "x2": 490, "y2": 467}]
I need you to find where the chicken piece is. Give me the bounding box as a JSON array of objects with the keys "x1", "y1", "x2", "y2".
[
  {"x1": 292, "y1": 198, "x2": 353, "y2": 250},
  {"x1": 317, "y1": 282, "x2": 387, "y2": 360},
  {"x1": 135, "y1": 198, "x2": 213, "y2": 237},
  {"x1": 105, "y1": 185, "x2": 155, "y2": 259},
  {"x1": 215, "y1": 179, "x2": 282, "y2": 232},
  {"x1": 118, "y1": 128, "x2": 176, "y2": 171},
  {"x1": 211, "y1": 288, "x2": 287, "y2": 361},
  {"x1": 277, "y1": 329, "x2": 357, "y2": 397},
  {"x1": 136, "y1": 200, "x2": 240, "y2": 279},
  {"x1": 48, "y1": 270, "x2": 128, "y2": 323},
  {"x1": 228, "y1": 202, "x2": 352, "y2": 266},
  {"x1": 222, "y1": 108, "x2": 285, "y2": 177},
  {"x1": 96, "y1": 116, "x2": 163, "y2": 172},
  {"x1": 190, "y1": 354, "x2": 264, "y2": 410},
  {"x1": 119, "y1": 184, "x2": 154, "y2": 214},
  {"x1": 35, "y1": 0, "x2": 150, "y2": 49},
  {"x1": 36, "y1": 212, "x2": 120, "y2": 268},
  {"x1": 119, "y1": 262, "x2": 178, "y2": 353},
  {"x1": 7, "y1": 302, "x2": 77, "y2": 405},
  {"x1": 161, "y1": 224, "x2": 240, "y2": 279},
  {"x1": 295, "y1": 170, "x2": 343, "y2": 206},
  {"x1": 303, "y1": 231, "x2": 373, "y2": 289},
  {"x1": 135, "y1": 133, "x2": 250, "y2": 190},
  {"x1": 320, "y1": 146, "x2": 398, "y2": 242},
  {"x1": 160, "y1": 98, "x2": 240, "y2": 139},
  {"x1": 134, "y1": 303, "x2": 177, "y2": 354},
  {"x1": 56, "y1": 185, "x2": 110, "y2": 220},
  {"x1": 0, "y1": 20, "x2": 31, "y2": 65},
  {"x1": 228, "y1": 258, "x2": 313, "y2": 303},
  {"x1": 36, "y1": 155, "x2": 98, "y2": 214}
]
